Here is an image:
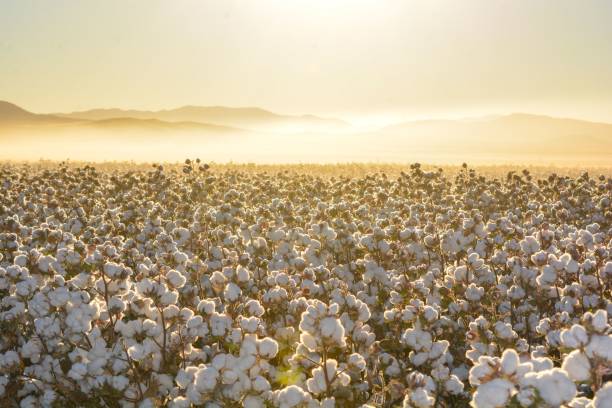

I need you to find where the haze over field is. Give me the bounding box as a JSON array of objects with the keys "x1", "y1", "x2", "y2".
[{"x1": 2, "y1": 100, "x2": 612, "y2": 165}]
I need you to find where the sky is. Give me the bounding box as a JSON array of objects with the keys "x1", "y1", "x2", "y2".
[{"x1": 2, "y1": 0, "x2": 612, "y2": 123}]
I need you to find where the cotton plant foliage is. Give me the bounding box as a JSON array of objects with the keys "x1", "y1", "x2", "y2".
[{"x1": 0, "y1": 161, "x2": 610, "y2": 407}]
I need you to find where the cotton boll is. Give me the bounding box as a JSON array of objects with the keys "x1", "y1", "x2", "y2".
[
  {"x1": 166, "y1": 270, "x2": 186, "y2": 289},
  {"x1": 592, "y1": 383, "x2": 612, "y2": 408},
  {"x1": 445, "y1": 375, "x2": 464, "y2": 395},
  {"x1": 194, "y1": 366, "x2": 219, "y2": 393},
  {"x1": 169, "y1": 396, "x2": 191, "y2": 408},
  {"x1": 500, "y1": 349, "x2": 519, "y2": 375},
  {"x1": 245, "y1": 300, "x2": 265, "y2": 317},
  {"x1": 276, "y1": 385, "x2": 311, "y2": 407},
  {"x1": 522, "y1": 368, "x2": 576, "y2": 407},
  {"x1": 562, "y1": 350, "x2": 591, "y2": 382},
  {"x1": 471, "y1": 378, "x2": 515, "y2": 408},
  {"x1": 585, "y1": 334, "x2": 612, "y2": 361},
  {"x1": 300, "y1": 333, "x2": 318, "y2": 352},
  {"x1": 160, "y1": 290, "x2": 179, "y2": 306},
  {"x1": 258, "y1": 338, "x2": 279, "y2": 359},
  {"x1": 589, "y1": 309, "x2": 608, "y2": 333},
  {"x1": 240, "y1": 316, "x2": 260, "y2": 333},
  {"x1": 403, "y1": 387, "x2": 435, "y2": 408},
  {"x1": 243, "y1": 395, "x2": 265, "y2": 408},
  {"x1": 236, "y1": 266, "x2": 251, "y2": 283},
  {"x1": 224, "y1": 282, "x2": 242, "y2": 302},
  {"x1": 348, "y1": 353, "x2": 366, "y2": 371}
]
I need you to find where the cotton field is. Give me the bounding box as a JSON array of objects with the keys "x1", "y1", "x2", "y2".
[{"x1": 0, "y1": 161, "x2": 610, "y2": 408}]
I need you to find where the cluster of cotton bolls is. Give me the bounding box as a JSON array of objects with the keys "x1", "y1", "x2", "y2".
[{"x1": 0, "y1": 160, "x2": 610, "y2": 407}]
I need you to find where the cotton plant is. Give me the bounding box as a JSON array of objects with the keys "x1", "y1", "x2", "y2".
[{"x1": 0, "y1": 162, "x2": 611, "y2": 407}]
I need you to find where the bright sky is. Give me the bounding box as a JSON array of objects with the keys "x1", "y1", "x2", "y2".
[{"x1": 2, "y1": 0, "x2": 612, "y2": 122}]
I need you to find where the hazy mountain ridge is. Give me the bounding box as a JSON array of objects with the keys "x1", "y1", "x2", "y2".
[
  {"x1": 377, "y1": 112, "x2": 612, "y2": 155},
  {"x1": 55, "y1": 105, "x2": 349, "y2": 132},
  {"x1": 2, "y1": 100, "x2": 612, "y2": 164}
]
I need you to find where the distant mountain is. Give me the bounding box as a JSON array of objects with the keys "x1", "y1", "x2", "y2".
[
  {"x1": 0, "y1": 101, "x2": 74, "y2": 124},
  {"x1": 56, "y1": 105, "x2": 350, "y2": 132},
  {"x1": 74, "y1": 117, "x2": 246, "y2": 133},
  {"x1": 0, "y1": 101, "x2": 247, "y2": 134},
  {"x1": 3, "y1": 100, "x2": 612, "y2": 164},
  {"x1": 373, "y1": 113, "x2": 612, "y2": 157}
]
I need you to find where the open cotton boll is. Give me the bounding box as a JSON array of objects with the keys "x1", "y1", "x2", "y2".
[
  {"x1": 257, "y1": 337, "x2": 279, "y2": 359},
  {"x1": 585, "y1": 334, "x2": 612, "y2": 361},
  {"x1": 276, "y1": 385, "x2": 312, "y2": 408},
  {"x1": 166, "y1": 270, "x2": 186, "y2": 289},
  {"x1": 320, "y1": 317, "x2": 345, "y2": 341},
  {"x1": 193, "y1": 366, "x2": 219, "y2": 393},
  {"x1": 500, "y1": 349, "x2": 519, "y2": 375},
  {"x1": 521, "y1": 368, "x2": 576, "y2": 407},
  {"x1": 403, "y1": 387, "x2": 435, "y2": 408},
  {"x1": 471, "y1": 378, "x2": 515, "y2": 408},
  {"x1": 592, "y1": 383, "x2": 612, "y2": 408},
  {"x1": 224, "y1": 282, "x2": 242, "y2": 302},
  {"x1": 561, "y1": 350, "x2": 591, "y2": 382}
]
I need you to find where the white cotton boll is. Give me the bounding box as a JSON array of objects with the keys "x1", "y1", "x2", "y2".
[
  {"x1": 111, "y1": 375, "x2": 129, "y2": 391},
  {"x1": 108, "y1": 296, "x2": 126, "y2": 313},
  {"x1": 445, "y1": 375, "x2": 464, "y2": 395},
  {"x1": 320, "y1": 317, "x2": 345, "y2": 345},
  {"x1": 163, "y1": 305, "x2": 180, "y2": 320},
  {"x1": 252, "y1": 375, "x2": 271, "y2": 392},
  {"x1": 590, "y1": 309, "x2": 608, "y2": 333},
  {"x1": 245, "y1": 299, "x2": 265, "y2": 317},
  {"x1": 160, "y1": 290, "x2": 179, "y2": 306},
  {"x1": 308, "y1": 360, "x2": 338, "y2": 394},
  {"x1": 410, "y1": 351, "x2": 429, "y2": 366},
  {"x1": 529, "y1": 356, "x2": 554, "y2": 372},
  {"x1": 194, "y1": 366, "x2": 219, "y2": 393},
  {"x1": 174, "y1": 251, "x2": 188, "y2": 264},
  {"x1": 41, "y1": 389, "x2": 56, "y2": 406},
  {"x1": 494, "y1": 322, "x2": 516, "y2": 340},
  {"x1": 243, "y1": 395, "x2": 264, "y2": 408},
  {"x1": 592, "y1": 383, "x2": 612, "y2": 408},
  {"x1": 175, "y1": 369, "x2": 195, "y2": 389},
  {"x1": 561, "y1": 325, "x2": 589, "y2": 349},
  {"x1": 465, "y1": 284, "x2": 485, "y2": 301},
  {"x1": 277, "y1": 385, "x2": 311, "y2": 407},
  {"x1": 403, "y1": 387, "x2": 435, "y2": 408},
  {"x1": 48, "y1": 287, "x2": 70, "y2": 307},
  {"x1": 423, "y1": 306, "x2": 438, "y2": 322},
  {"x1": 348, "y1": 353, "x2": 366, "y2": 371},
  {"x1": 258, "y1": 337, "x2": 279, "y2": 359},
  {"x1": 240, "y1": 316, "x2": 260, "y2": 333},
  {"x1": 562, "y1": 350, "x2": 591, "y2": 382},
  {"x1": 197, "y1": 299, "x2": 216, "y2": 315},
  {"x1": 221, "y1": 369, "x2": 238, "y2": 385},
  {"x1": 103, "y1": 262, "x2": 122, "y2": 278},
  {"x1": 0, "y1": 376, "x2": 8, "y2": 396},
  {"x1": 236, "y1": 266, "x2": 251, "y2": 283},
  {"x1": 166, "y1": 270, "x2": 186, "y2": 289},
  {"x1": 471, "y1": 378, "x2": 515, "y2": 408},
  {"x1": 224, "y1": 282, "x2": 242, "y2": 302},
  {"x1": 500, "y1": 349, "x2": 519, "y2": 375},
  {"x1": 128, "y1": 344, "x2": 146, "y2": 361},
  {"x1": 402, "y1": 328, "x2": 432, "y2": 352},
  {"x1": 300, "y1": 332, "x2": 318, "y2": 351},
  {"x1": 523, "y1": 368, "x2": 576, "y2": 407},
  {"x1": 68, "y1": 362, "x2": 88, "y2": 381},
  {"x1": 169, "y1": 396, "x2": 191, "y2": 408},
  {"x1": 585, "y1": 334, "x2": 612, "y2": 361}
]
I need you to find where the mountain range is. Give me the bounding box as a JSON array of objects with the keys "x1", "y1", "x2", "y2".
[{"x1": 1, "y1": 100, "x2": 612, "y2": 164}]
